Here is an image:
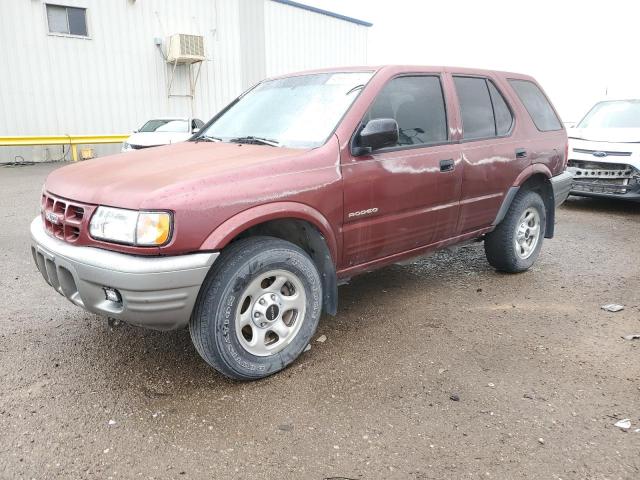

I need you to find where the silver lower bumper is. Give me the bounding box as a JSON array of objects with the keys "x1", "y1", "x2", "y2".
[{"x1": 30, "y1": 217, "x2": 218, "y2": 330}]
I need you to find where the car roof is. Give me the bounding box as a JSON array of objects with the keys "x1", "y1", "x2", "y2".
[
  {"x1": 146, "y1": 117, "x2": 190, "y2": 121},
  {"x1": 593, "y1": 98, "x2": 640, "y2": 104},
  {"x1": 266, "y1": 65, "x2": 535, "y2": 82}
]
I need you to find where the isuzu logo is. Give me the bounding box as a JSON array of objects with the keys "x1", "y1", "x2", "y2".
[
  {"x1": 593, "y1": 151, "x2": 608, "y2": 157},
  {"x1": 45, "y1": 211, "x2": 61, "y2": 225},
  {"x1": 266, "y1": 304, "x2": 279, "y2": 321}
]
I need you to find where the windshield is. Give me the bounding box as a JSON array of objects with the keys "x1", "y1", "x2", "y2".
[
  {"x1": 577, "y1": 100, "x2": 640, "y2": 129},
  {"x1": 199, "y1": 72, "x2": 373, "y2": 148},
  {"x1": 139, "y1": 119, "x2": 189, "y2": 133}
]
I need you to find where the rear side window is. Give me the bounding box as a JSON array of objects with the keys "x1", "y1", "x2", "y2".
[
  {"x1": 508, "y1": 79, "x2": 562, "y2": 131},
  {"x1": 488, "y1": 82, "x2": 513, "y2": 136},
  {"x1": 367, "y1": 76, "x2": 448, "y2": 147},
  {"x1": 453, "y1": 76, "x2": 514, "y2": 140}
]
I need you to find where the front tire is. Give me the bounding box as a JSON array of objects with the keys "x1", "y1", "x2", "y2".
[
  {"x1": 484, "y1": 189, "x2": 546, "y2": 273},
  {"x1": 190, "y1": 236, "x2": 322, "y2": 380}
]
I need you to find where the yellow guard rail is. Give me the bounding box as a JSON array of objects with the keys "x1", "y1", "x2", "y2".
[{"x1": 0, "y1": 135, "x2": 128, "y2": 161}]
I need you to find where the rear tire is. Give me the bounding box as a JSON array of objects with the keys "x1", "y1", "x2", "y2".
[
  {"x1": 190, "y1": 236, "x2": 322, "y2": 380},
  {"x1": 484, "y1": 189, "x2": 546, "y2": 273}
]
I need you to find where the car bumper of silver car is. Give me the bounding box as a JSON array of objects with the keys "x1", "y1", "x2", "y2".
[
  {"x1": 567, "y1": 161, "x2": 640, "y2": 201},
  {"x1": 550, "y1": 171, "x2": 574, "y2": 207},
  {"x1": 30, "y1": 216, "x2": 218, "y2": 330}
]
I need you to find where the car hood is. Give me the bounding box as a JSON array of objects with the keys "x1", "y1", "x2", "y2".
[
  {"x1": 45, "y1": 142, "x2": 308, "y2": 209},
  {"x1": 126, "y1": 131, "x2": 192, "y2": 146},
  {"x1": 568, "y1": 128, "x2": 640, "y2": 143}
]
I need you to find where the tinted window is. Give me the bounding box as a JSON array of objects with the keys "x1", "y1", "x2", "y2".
[
  {"x1": 454, "y1": 77, "x2": 495, "y2": 139},
  {"x1": 509, "y1": 79, "x2": 561, "y2": 131},
  {"x1": 367, "y1": 76, "x2": 448, "y2": 147},
  {"x1": 488, "y1": 81, "x2": 513, "y2": 135}
]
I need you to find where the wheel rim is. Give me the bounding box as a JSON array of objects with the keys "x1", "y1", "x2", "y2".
[
  {"x1": 514, "y1": 207, "x2": 541, "y2": 260},
  {"x1": 234, "y1": 269, "x2": 307, "y2": 357}
]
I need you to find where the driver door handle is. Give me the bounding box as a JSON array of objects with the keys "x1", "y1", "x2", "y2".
[{"x1": 439, "y1": 159, "x2": 455, "y2": 172}]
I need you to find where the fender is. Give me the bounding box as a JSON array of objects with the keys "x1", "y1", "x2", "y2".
[
  {"x1": 199, "y1": 201, "x2": 338, "y2": 262},
  {"x1": 492, "y1": 163, "x2": 556, "y2": 238},
  {"x1": 493, "y1": 164, "x2": 552, "y2": 226},
  {"x1": 513, "y1": 163, "x2": 552, "y2": 186}
]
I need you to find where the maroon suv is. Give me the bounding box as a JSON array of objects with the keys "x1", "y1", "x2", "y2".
[{"x1": 31, "y1": 66, "x2": 572, "y2": 380}]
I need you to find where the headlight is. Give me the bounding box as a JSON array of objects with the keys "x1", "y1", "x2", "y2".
[{"x1": 89, "y1": 207, "x2": 172, "y2": 246}]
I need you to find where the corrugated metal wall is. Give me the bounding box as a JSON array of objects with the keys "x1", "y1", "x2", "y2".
[
  {"x1": 264, "y1": 0, "x2": 368, "y2": 77},
  {"x1": 0, "y1": 0, "x2": 242, "y2": 136},
  {"x1": 0, "y1": 0, "x2": 368, "y2": 161}
]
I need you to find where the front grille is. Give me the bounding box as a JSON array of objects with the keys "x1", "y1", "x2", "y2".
[
  {"x1": 31, "y1": 247, "x2": 80, "y2": 301},
  {"x1": 41, "y1": 192, "x2": 88, "y2": 243},
  {"x1": 572, "y1": 148, "x2": 631, "y2": 157}
]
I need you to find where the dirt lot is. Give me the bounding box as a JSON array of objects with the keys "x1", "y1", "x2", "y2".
[{"x1": 1, "y1": 162, "x2": 639, "y2": 480}]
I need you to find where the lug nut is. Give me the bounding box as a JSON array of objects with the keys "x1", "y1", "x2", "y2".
[
  {"x1": 259, "y1": 299, "x2": 266, "y2": 305},
  {"x1": 271, "y1": 294, "x2": 276, "y2": 301},
  {"x1": 254, "y1": 312, "x2": 260, "y2": 318}
]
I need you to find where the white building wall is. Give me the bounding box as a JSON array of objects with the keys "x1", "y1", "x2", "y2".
[
  {"x1": 0, "y1": 0, "x2": 243, "y2": 137},
  {"x1": 263, "y1": 0, "x2": 368, "y2": 77},
  {"x1": 0, "y1": 0, "x2": 369, "y2": 162}
]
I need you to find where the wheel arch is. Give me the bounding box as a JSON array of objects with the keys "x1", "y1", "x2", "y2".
[
  {"x1": 200, "y1": 203, "x2": 339, "y2": 315},
  {"x1": 494, "y1": 165, "x2": 556, "y2": 238}
]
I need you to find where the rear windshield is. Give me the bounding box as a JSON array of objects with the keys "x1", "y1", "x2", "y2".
[
  {"x1": 508, "y1": 79, "x2": 562, "y2": 131},
  {"x1": 139, "y1": 119, "x2": 189, "y2": 133},
  {"x1": 577, "y1": 100, "x2": 640, "y2": 129}
]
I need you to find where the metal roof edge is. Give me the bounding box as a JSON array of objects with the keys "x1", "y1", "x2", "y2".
[{"x1": 270, "y1": 0, "x2": 373, "y2": 27}]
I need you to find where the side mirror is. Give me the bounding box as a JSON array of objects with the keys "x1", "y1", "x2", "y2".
[
  {"x1": 133, "y1": 130, "x2": 138, "y2": 133},
  {"x1": 353, "y1": 118, "x2": 399, "y2": 156}
]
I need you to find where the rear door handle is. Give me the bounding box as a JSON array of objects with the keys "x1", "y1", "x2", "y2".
[
  {"x1": 439, "y1": 159, "x2": 455, "y2": 172},
  {"x1": 515, "y1": 148, "x2": 527, "y2": 159}
]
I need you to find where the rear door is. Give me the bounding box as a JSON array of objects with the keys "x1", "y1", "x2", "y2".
[
  {"x1": 507, "y1": 79, "x2": 565, "y2": 175},
  {"x1": 451, "y1": 74, "x2": 527, "y2": 233},
  {"x1": 341, "y1": 74, "x2": 463, "y2": 267}
]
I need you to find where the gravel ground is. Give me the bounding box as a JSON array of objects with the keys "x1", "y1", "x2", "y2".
[{"x1": 1, "y1": 163, "x2": 639, "y2": 480}]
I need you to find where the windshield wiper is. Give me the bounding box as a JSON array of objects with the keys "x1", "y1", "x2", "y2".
[
  {"x1": 194, "y1": 134, "x2": 222, "y2": 143},
  {"x1": 229, "y1": 136, "x2": 280, "y2": 147}
]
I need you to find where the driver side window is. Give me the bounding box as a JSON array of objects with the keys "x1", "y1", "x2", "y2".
[{"x1": 367, "y1": 76, "x2": 448, "y2": 147}]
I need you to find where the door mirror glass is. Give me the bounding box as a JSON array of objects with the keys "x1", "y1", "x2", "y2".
[{"x1": 355, "y1": 118, "x2": 399, "y2": 155}]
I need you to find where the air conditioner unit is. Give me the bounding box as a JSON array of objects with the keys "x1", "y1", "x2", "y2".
[{"x1": 166, "y1": 34, "x2": 205, "y2": 64}]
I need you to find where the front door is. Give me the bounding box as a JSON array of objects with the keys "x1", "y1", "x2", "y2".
[{"x1": 341, "y1": 75, "x2": 463, "y2": 267}]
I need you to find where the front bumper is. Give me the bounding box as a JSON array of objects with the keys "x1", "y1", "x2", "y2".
[
  {"x1": 30, "y1": 217, "x2": 218, "y2": 330},
  {"x1": 550, "y1": 171, "x2": 573, "y2": 207}
]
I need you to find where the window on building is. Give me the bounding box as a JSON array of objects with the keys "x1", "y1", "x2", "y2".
[
  {"x1": 454, "y1": 76, "x2": 514, "y2": 140},
  {"x1": 46, "y1": 4, "x2": 88, "y2": 37},
  {"x1": 367, "y1": 76, "x2": 448, "y2": 147},
  {"x1": 508, "y1": 79, "x2": 562, "y2": 131}
]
